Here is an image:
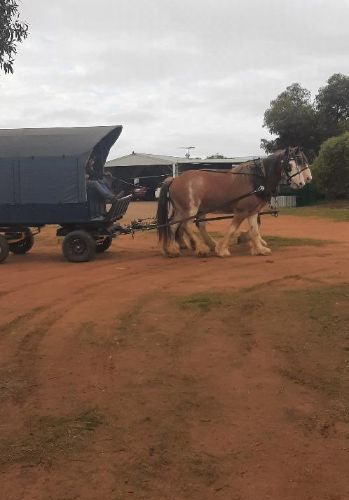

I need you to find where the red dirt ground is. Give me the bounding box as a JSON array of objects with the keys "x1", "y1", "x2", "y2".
[{"x1": 0, "y1": 202, "x2": 348, "y2": 500}]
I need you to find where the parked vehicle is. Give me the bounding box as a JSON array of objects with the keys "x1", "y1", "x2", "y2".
[
  {"x1": 155, "y1": 186, "x2": 161, "y2": 200},
  {"x1": 132, "y1": 185, "x2": 154, "y2": 201},
  {"x1": 133, "y1": 185, "x2": 148, "y2": 200},
  {"x1": 0, "y1": 125, "x2": 131, "y2": 263}
]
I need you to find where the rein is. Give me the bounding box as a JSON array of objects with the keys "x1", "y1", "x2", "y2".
[
  {"x1": 286, "y1": 164, "x2": 309, "y2": 180},
  {"x1": 282, "y1": 152, "x2": 308, "y2": 182},
  {"x1": 157, "y1": 185, "x2": 265, "y2": 229},
  {"x1": 200, "y1": 158, "x2": 266, "y2": 179},
  {"x1": 201, "y1": 158, "x2": 265, "y2": 178},
  {"x1": 197, "y1": 150, "x2": 307, "y2": 203},
  {"x1": 203, "y1": 153, "x2": 306, "y2": 184}
]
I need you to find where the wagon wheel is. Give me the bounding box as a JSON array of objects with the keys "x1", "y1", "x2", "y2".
[
  {"x1": 96, "y1": 235, "x2": 113, "y2": 253},
  {"x1": 9, "y1": 229, "x2": 34, "y2": 254},
  {"x1": 0, "y1": 235, "x2": 10, "y2": 263},
  {"x1": 62, "y1": 230, "x2": 96, "y2": 263}
]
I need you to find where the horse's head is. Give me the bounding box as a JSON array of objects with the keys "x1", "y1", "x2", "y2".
[
  {"x1": 297, "y1": 148, "x2": 312, "y2": 184},
  {"x1": 282, "y1": 146, "x2": 309, "y2": 189}
]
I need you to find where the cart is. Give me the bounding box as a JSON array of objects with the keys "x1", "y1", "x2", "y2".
[{"x1": 0, "y1": 125, "x2": 132, "y2": 263}]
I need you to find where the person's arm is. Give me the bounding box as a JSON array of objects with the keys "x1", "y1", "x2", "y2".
[{"x1": 87, "y1": 180, "x2": 115, "y2": 202}]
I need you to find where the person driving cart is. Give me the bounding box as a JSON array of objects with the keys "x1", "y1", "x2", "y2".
[{"x1": 85, "y1": 153, "x2": 116, "y2": 202}]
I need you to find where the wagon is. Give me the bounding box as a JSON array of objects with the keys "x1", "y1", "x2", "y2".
[{"x1": 0, "y1": 125, "x2": 132, "y2": 263}]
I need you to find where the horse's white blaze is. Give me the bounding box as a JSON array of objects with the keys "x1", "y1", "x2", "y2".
[
  {"x1": 303, "y1": 163, "x2": 312, "y2": 183},
  {"x1": 288, "y1": 160, "x2": 305, "y2": 188}
]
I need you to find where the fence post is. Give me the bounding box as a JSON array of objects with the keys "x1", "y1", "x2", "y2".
[{"x1": 172, "y1": 163, "x2": 178, "y2": 178}]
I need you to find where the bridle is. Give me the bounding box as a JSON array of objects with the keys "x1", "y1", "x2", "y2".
[
  {"x1": 201, "y1": 148, "x2": 309, "y2": 189},
  {"x1": 282, "y1": 149, "x2": 308, "y2": 184}
]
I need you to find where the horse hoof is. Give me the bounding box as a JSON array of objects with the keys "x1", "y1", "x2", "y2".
[
  {"x1": 260, "y1": 247, "x2": 272, "y2": 255},
  {"x1": 164, "y1": 249, "x2": 180, "y2": 258},
  {"x1": 251, "y1": 247, "x2": 271, "y2": 256},
  {"x1": 195, "y1": 245, "x2": 210, "y2": 257},
  {"x1": 196, "y1": 250, "x2": 210, "y2": 257},
  {"x1": 216, "y1": 248, "x2": 231, "y2": 257}
]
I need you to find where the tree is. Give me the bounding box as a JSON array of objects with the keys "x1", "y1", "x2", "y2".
[
  {"x1": 0, "y1": 0, "x2": 28, "y2": 74},
  {"x1": 261, "y1": 83, "x2": 320, "y2": 159},
  {"x1": 312, "y1": 131, "x2": 349, "y2": 199},
  {"x1": 316, "y1": 73, "x2": 349, "y2": 138},
  {"x1": 206, "y1": 153, "x2": 226, "y2": 159},
  {"x1": 261, "y1": 75, "x2": 349, "y2": 160}
]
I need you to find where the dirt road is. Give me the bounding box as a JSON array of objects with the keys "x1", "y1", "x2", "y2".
[{"x1": 0, "y1": 203, "x2": 348, "y2": 500}]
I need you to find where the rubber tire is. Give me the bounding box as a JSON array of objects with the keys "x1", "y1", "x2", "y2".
[
  {"x1": 62, "y1": 230, "x2": 96, "y2": 263},
  {"x1": 0, "y1": 235, "x2": 10, "y2": 263},
  {"x1": 96, "y1": 235, "x2": 113, "y2": 253},
  {"x1": 9, "y1": 229, "x2": 34, "y2": 254}
]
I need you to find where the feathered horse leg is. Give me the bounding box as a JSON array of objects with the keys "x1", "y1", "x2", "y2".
[
  {"x1": 247, "y1": 213, "x2": 271, "y2": 256},
  {"x1": 196, "y1": 221, "x2": 216, "y2": 251},
  {"x1": 157, "y1": 178, "x2": 181, "y2": 257},
  {"x1": 215, "y1": 215, "x2": 245, "y2": 257}
]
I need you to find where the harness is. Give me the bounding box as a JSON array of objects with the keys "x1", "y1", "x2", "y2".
[
  {"x1": 157, "y1": 185, "x2": 266, "y2": 229},
  {"x1": 230, "y1": 151, "x2": 308, "y2": 201},
  {"x1": 164, "y1": 150, "x2": 308, "y2": 228},
  {"x1": 282, "y1": 151, "x2": 309, "y2": 181}
]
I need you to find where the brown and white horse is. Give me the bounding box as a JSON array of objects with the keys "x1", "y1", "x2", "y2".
[{"x1": 157, "y1": 147, "x2": 311, "y2": 258}]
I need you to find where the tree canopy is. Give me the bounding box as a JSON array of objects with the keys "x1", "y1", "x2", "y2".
[
  {"x1": 316, "y1": 73, "x2": 349, "y2": 138},
  {"x1": 206, "y1": 153, "x2": 227, "y2": 159},
  {"x1": 312, "y1": 131, "x2": 349, "y2": 199},
  {"x1": 0, "y1": 0, "x2": 28, "y2": 74},
  {"x1": 261, "y1": 74, "x2": 349, "y2": 160}
]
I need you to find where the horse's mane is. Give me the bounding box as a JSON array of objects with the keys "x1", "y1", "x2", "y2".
[{"x1": 260, "y1": 149, "x2": 288, "y2": 192}]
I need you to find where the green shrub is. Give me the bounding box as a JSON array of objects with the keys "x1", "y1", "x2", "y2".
[{"x1": 312, "y1": 132, "x2": 349, "y2": 198}]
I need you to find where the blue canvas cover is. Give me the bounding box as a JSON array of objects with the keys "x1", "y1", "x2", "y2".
[{"x1": 0, "y1": 125, "x2": 122, "y2": 224}]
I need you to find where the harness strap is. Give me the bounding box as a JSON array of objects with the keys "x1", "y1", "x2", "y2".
[
  {"x1": 286, "y1": 165, "x2": 309, "y2": 180},
  {"x1": 157, "y1": 185, "x2": 265, "y2": 229}
]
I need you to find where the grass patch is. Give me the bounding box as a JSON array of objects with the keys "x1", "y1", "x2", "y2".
[
  {"x1": 177, "y1": 293, "x2": 226, "y2": 312},
  {"x1": 0, "y1": 408, "x2": 104, "y2": 466},
  {"x1": 112, "y1": 296, "x2": 157, "y2": 346},
  {"x1": 0, "y1": 368, "x2": 33, "y2": 402},
  {"x1": 287, "y1": 285, "x2": 349, "y2": 339},
  {"x1": 272, "y1": 284, "x2": 349, "y2": 423},
  {"x1": 263, "y1": 235, "x2": 331, "y2": 247},
  {"x1": 178, "y1": 284, "x2": 349, "y2": 423},
  {"x1": 200, "y1": 232, "x2": 330, "y2": 248},
  {"x1": 280, "y1": 206, "x2": 349, "y2": 221}
]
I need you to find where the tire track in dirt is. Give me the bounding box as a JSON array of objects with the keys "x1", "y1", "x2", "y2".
[
  {"x1": 0, "y1": 211, "x2": 348, "y2": 500},
  {"x1": 0, "y1": 278, "x2": 137, "y2": 411}
]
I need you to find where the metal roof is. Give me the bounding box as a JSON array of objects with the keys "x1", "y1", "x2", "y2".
[
  {"x1": 106, "y1": 152, "x2": 179, "y2": 167},
  {"x1": 0, "y1": 125, "x2": 123, "y2": 159},
  {"x1": 106, "y1": 152, "x2": 258, "y2": 168}
]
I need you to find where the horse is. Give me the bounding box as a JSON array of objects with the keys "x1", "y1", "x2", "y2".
[{"x1": 156, "y1": 147, "x2": 311, "y2": 258}]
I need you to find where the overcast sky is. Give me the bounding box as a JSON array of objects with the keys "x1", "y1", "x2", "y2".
[{"x1": 1, "y1": 0, "x2": 348, "y2": 159}]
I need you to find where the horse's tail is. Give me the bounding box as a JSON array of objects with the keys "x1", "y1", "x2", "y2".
[{"x1": 156, "y1": 176, "x2": 173, "y2": 247}]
